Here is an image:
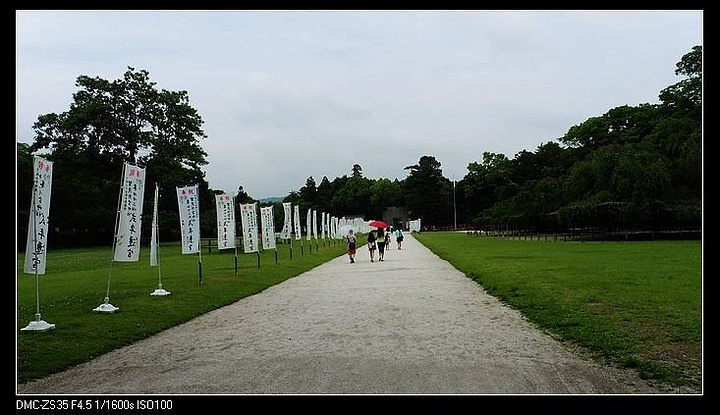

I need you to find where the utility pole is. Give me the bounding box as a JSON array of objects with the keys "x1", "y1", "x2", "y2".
[{"x1": 453, "y1": 175, "x2": 457, "y2": 231}]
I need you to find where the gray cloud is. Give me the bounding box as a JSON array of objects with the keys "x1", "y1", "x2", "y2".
[{"x1": 16, "y1": 10, "x2": 702, "y2": 198}]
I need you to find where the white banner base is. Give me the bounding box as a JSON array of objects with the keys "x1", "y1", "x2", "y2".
[
  {"x1": 21, "y1": 315, "x2": 55, "y2": 331},
  {"x1": 93, "y1": 297, "x2": 119, "y2": 313},
  {"x1": 151, "y1": 283, "x2": 171, "y2": 296}
]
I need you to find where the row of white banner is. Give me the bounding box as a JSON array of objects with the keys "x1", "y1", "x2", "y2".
[
  {"x1": 194, "y1": 184, "x2": 372, "y2": 255},
  {"x1": 23, "y1": 160, "x2": 377, "y2": 274},
  {"x1": 171, "y1": 181, "x2": 372, "y2": 256},
  {"x1": 408, "y1": 219, "x2": 422, "y2": 232}
]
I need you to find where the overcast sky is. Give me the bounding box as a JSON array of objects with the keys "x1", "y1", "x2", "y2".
[{"x1": 16, "y1": 10, "x2": 703, "y2": 199}]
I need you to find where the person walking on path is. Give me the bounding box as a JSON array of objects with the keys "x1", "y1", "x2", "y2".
[
  {"x1": 376, "y1": 228, "x2": 386, "y2": 262},
  {"x1": 346, "y1": 230, "x2": 357, "y2": 263},
  {"x1": 367, "y1": 229, "x2": 377, "y2": 262},
  {"x1": 395, "y1": 228, "x2": 404, "y2": 250}
]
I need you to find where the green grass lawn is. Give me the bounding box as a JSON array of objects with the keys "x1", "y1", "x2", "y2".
[
  {"x1": 414, "y1": 232, "x2": 702, "y2": 390},
  {"x1": 17, "y1": 239, "x2": 348, "y2": 384}
]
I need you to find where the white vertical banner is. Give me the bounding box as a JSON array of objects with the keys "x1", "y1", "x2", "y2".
[
  {"x1": 150, "y1": 184, "x2": 159, "y2": 266},
  {"x1": 260, "y1": 206, "x2": 276, "y2": 250},
  {"x1": 312, "y1": 209, "x2": 318, "y2": 239},
  {"x1": 326, "y1": 213, "x2": 331, "y2": 239},
  {"x1": 280, "y1": 202, "x2": 292, "y2": 240},
  {"x1": 306, "y1": 209, "x2": 312, "y2": 241},
  {"x1": 294, "y1": 205, "x2": 302, "y2": 240},
  {"x1": 240, "y1": 203, "x2": 259, "y2": 253},
  {"x1": 215, "y1": 193, "x2": 236, "y2": 250},
  {"x1": 176, "y1": 184, "x2": 200, "y2": 254},
  {"x1": 24, "y1": 156, "x2": 53, "y2": 274},
  {"x1": 114, "y1": 163, "x2": 146, "y2": 262},
  {"x1": 321, "y1": 212, "x2": 326, "y2": 240}
]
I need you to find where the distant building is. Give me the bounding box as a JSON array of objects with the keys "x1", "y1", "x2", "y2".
[{"x1": 382, "y1": 206, "x2": 409, "y2": 230}]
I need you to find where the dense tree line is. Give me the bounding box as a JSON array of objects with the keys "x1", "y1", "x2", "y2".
[
  {"x1": 281, "y1": 158, "x2": 450, "y2": 226},
  {"x1": 17, "y1": 46, "x2": 701, "y2": 247},
  {"x1": 456, "y1": 45, "x2": 702, "y2": 233},
  {"x1": 284, "y1": 46, "x2": 702, "y2": 233}
]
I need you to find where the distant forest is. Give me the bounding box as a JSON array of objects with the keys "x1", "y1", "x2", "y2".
[{"x1": 17, "y1": 46, "x2": 701, "y2": 247}]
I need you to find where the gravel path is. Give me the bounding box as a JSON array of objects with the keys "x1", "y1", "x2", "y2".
[{"x1": 17, "y1": 233, "x2": 654, "y2": 394}]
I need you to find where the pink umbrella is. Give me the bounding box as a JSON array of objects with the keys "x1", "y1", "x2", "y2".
[{"x1": 368, "y1": 220, "x2": 389, "y2": 229}]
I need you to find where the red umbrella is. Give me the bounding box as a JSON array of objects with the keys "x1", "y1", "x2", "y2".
[{"x1": 368, "y1": 220, "x2": 389, "y2": 229}]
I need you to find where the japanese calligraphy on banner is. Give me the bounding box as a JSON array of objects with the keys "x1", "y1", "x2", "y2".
[
  {"x1": 312, "y1": 209, "x2": 318, "y2": 239},
  {"x1": 324, "y1": 212, "x2": 329, "y2": 238},
  {"x1": 150, "y1": 184, "x2": 159, "y2": 266},
  {"x1": 240, "y1": 203, "x2": 258, "y2": 253},
  {"x1": 306, "y1": 209, "x2": 312, "y2": 241},
  {"x1": 215, "y1": 193, "x2": 236, "y2": 250},
  {"x1": 260, "y1": 206, "x2": 276, "y2": 250},
  {"x1": 24, "y1": 156, "x2": 53, "y2": 274},
  {"x1": 320, "y1": 212, "x2": 326, "y2": 239},
  {"x1": 293, "y1": 205, "x2": 302, "y2": 240},
  {"x1": 176, "y1": 184, "x2": 200, "y2": 254},
  {"x1": 280, "y1": 202, "x2": 292, "y2": 240},
  {"x1": 114, "y1": 163, "x2": 146, "y2": 262}
]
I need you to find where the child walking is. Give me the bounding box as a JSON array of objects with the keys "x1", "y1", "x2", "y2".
[{"x1": 346, "y1": 230, "x2": 357, "y2": 263}]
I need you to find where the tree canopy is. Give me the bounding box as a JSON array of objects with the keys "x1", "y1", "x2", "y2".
[{"x1": 20, "y1": 67, "x2": 211, "y2": 246}]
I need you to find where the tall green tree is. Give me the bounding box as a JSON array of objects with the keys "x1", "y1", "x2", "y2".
[
  {"x1": 316, "y1": 176, "x2": 334, "y2": 213},
  {"x1": 298, "y1": 176, "x2": 317, "y2": 211},
  {"x1": 331, "y1": 175, "x2": 372, "y2": 217},
  {"x1": 461, "y1": 151, "x2": 513, "y2": 218},
  {"x1": 404, "y1": 155, "x2": 452, "y2": 226},
  {"x1": 351, "y1": 163, "x2": 363, "y2": 177},
  {"x1": 27, "y1": 67, "x2": 209, "y2": 246}
]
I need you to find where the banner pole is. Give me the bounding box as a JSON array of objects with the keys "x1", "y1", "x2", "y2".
[
  {"x1": 234, "y1": 196, "x2": 239, "y2": 276},
  {"x1": 32, "y1": 188, "x2": 41, "y2": 317},
  {"x1": 150, "y1": 184, "x2": 171, "y2": 296},
  {"x1": 95, "y1": 163, "x2": 125, "y2": 313},
  {"x1": 198, "y1": 250, "x2": 203, "y2": 285},
  {"x1": 234, "y1": 246, "x2": 239, "y2": 276}
]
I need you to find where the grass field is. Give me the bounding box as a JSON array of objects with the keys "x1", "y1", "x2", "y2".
[
  {"x1": 414, "y1": 232, "x2": 702, "y2": 390},
  {"x1": 17, "y1": 239, "x2": 348, "y2": 384}
]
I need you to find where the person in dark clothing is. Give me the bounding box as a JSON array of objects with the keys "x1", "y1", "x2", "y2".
[{"x1": 367, "y1": 229, "x2": 377, "y2": 262}]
